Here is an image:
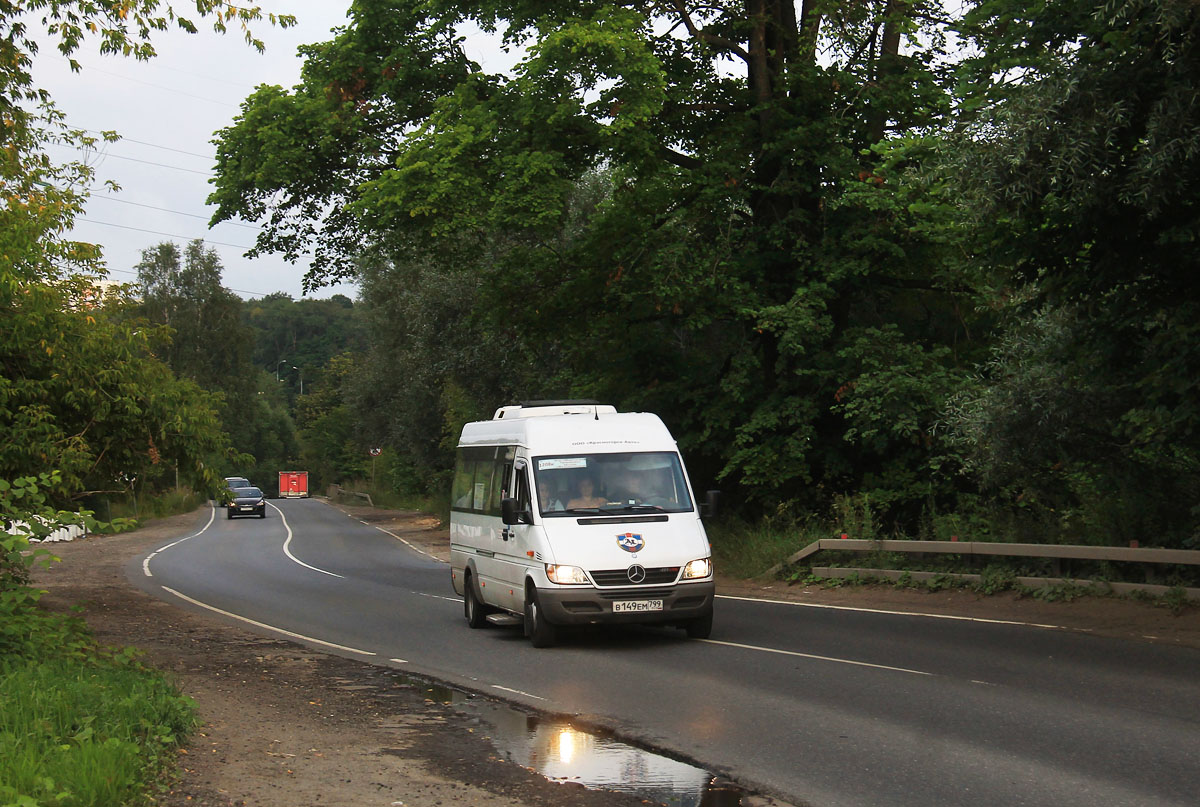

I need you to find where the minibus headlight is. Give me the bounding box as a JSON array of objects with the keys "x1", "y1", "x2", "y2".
[
  {"x1": 545, "y1": 564, "x2": 589, "y2": 585},
  {"x1": 681, "y1": 558, "x2": 712, "y2": 579}
]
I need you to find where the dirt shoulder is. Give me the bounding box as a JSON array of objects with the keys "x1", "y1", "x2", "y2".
[{"x1": 28, "y1": 500, "x2": 1200, "y2": 807}]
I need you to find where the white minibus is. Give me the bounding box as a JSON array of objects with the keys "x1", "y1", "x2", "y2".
[{"x1": 449, "y1": 401, "x2": 717, "y2": 647}]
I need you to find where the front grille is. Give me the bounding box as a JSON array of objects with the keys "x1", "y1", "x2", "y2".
[
  {"x1": 590, "y1": 567, "x2": 680, "y2": 587},
  {"x1": 595, "y1": 588, "x2": 675, "y2": 600}
]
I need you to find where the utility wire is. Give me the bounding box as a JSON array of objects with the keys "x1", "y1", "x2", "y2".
[
  {"x1": 90, "y1": 196, "x2": 264, "y2": 231},
  {"x1": 88, "y1": 150, "x2": 215, "y2": 176},
  {"x1": 55, "y1": 57, "x2": 241, "y2": 108},
  {"x1": 46, "y1": 140, "x2": 214, "y2": 175},
  {"x1": 80, "y1": 129, "x2": 213, "y2": 160},
  {"x1": 76, "y1": 217, "x2": 254, "y2": 250}
]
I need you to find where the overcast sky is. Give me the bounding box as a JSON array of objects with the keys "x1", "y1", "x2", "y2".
[{"x1": 31, "y1": 2, "x2": 514, "y2": 301}]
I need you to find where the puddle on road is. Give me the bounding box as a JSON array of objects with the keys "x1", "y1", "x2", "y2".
[{"x1": 400, "y1": 676, "x2": 747, "y2": 806}]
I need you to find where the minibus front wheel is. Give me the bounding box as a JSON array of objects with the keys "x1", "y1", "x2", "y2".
[
  {"x1": 524, "y1": 586, "x2": 558, "y2": 648},
  {"x1": 463, "y1": 571, "x2": 488, "y2": 629}
]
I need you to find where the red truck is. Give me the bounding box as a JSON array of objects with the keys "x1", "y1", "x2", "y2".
[{"x1": 278, "y1": 471, "x2": 309, "y2": 499}]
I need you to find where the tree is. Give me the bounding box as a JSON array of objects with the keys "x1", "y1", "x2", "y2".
[
  {"x1": 135, "y1": 239, "x2": 251, "y2": 390},
  {"x1": 131, "y1": 240, "x2": 304, "y2": 482},
  {"x1": 0, "y1": 271, "x2": 233, "y2": 501},
  {"x1": 944, "y1": 0, "x2": 1200, "y2": 546},
  {"x1": 210, "y1": 1, "x2": 980, "y2": 521},
  {"x1": 1, "y1": 2, "x2": 296, "y2": 504},
  {"x1": 297, "y1": 353, "x2": 367, "y2": 491}
]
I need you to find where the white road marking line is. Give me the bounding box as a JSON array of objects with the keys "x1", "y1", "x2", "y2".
[
  {"x1": 269, "y1": 501, "x2": 344, "y2": 578},
  {"x1": 415, "y1": 592, "x2": 460, "y2": 603},
  {"x1": 368, "y1": 523, "x2": 442, "y2": 562},
  {"x1": 143, "y1": 503, "x2": 216, "y2": 577},
  {"x1": 716, "y1": 593, "x2": 1079, "y2": 631},
  {"x1": 701, "y1": 638, "x2": 934, "y2": 676},
  {"x1": 492, "y1": 685, "x2": 546, "y2": 701},
  {"x1": 390, "y1": 658, "x2": 409, "y2": 664},
  {"x1": 160, "y1": 585, "x2": 376, "y2": 656}
]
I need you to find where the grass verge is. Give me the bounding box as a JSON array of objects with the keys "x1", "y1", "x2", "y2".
[{"x1": 1, "y1": 603, "x2": 197, "y2": 806}]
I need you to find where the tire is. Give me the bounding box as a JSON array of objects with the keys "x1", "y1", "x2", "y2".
[
  {"x1": 684, "y1": 609, "x2": 713, "y2": 640},
  {"x1": 464, "y1": 573, "x2": 487, "y2": 629},
  {"x1": 523, "y1": 587, "x2": 557, "y2": 648},
  {"x1": 259, "y1": 509, "x2": 266, "y2": 518},
  {"x1": 226, "y1": 510, "x2": 233, "y2": 520}
]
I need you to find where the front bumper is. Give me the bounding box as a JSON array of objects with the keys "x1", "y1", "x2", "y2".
[{"x1": 537, "y1": 580, "x2": 714, "y2": 626}]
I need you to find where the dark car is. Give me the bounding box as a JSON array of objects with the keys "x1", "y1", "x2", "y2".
[{"x1": 227, "y1": 486, "x2": 266, "y2": 519}]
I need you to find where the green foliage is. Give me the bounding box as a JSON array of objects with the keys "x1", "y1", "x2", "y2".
[
  {"x1": 0, "y1": 656, "x2": 197, "y2": 807},
  {"x1": 1, "y1": 268, "x2": 234, "y2": 501},
  {"x1": 944, "y1": 0, "x2": 1200, "y2": 548},
  {"x1": 201, "y1": 0, "x2": 1200, "y2": 551},
  {"x1": 134, "y1": 239, "x2": 251, "y2": 392},
  {"x1": 0, "y1": 5, "x2": 293, "y2": 806},
  {"x1": 243, "y1": 292, "x2": 365, "y2": 399},
  {"x1": 1159, "y1": 586, "x2": 1190, "y2": 616},
  {"x1": 296, "y1": 353, "x2": 368, "y2": 491},
  {"x1": 208, "y1": 1, "x2": 980, "y2": 525}
]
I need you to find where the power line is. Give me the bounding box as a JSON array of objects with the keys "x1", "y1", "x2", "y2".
[
  {"x1": 90, "y1": 196, "x2": 264, "y2": 230},
  {"x1": 90, "y1": 150, "x2": 215, "y2": 176},
  {"x1": 55, "y1": 57, "x2": 241, "y2": 108},
  {"x1": 76, "y1": 217, "x2": 254, "y2": 250},
  {"x1": 80, "y1": 129, "x2": 213, "y2": 160},
  {"x1": 46, "y1": 141, "x2": 214, "y2": 175}
]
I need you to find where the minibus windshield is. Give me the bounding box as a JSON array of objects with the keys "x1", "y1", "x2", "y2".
[{"x1": 533, "y1": 452, "x2": 693, "y2": 516}]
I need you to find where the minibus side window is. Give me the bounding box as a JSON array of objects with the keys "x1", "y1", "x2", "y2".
[
  {"x1": 513, "y1": 466, "x2": 532, "y2": 523},
  {"x1": 453, "y1": 445, "x2": 518, "y2": 514},
  {"x1": 487, "y1": 460, "x2": 512, "y2": 517},
  {"x1": 451, "y1": 453, "x2": 475, "y2": 510}
]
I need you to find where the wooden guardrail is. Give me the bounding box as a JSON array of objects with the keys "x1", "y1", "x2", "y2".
[{"x1": 765, "y1": 539, "x2": 1200, "y2": 600}]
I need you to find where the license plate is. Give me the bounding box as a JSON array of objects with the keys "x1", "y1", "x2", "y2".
[
  {"x1": 613, "y1": 599, "x2": 663, "y2": 613},
  {"x1": 240, "y1": 506, "x2": 256, "y2": 511}
]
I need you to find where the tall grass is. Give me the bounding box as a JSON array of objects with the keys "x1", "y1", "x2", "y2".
[
  {"x1": 707, "y1": 516, "x2": 826, "y2": 579},
  {"x1": 0, "y1": 655, "x2": 196, "y2": 806},
  {"x1": 105, "y1": 488, "x2": 207, "y2": 523}
]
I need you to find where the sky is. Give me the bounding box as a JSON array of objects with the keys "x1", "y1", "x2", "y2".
[{"x1": 30, "y1": 2, "x2": 515, "y2": 301}]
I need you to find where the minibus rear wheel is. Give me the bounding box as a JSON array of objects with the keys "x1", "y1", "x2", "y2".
[
  {"x1": 524, "y1": 586, "x2": 558, "y2": 648},
  {"x1": 464, "y1": 572, "x2": 488, "y2": 629}
]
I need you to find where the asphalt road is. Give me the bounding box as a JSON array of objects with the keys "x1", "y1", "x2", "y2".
[{"x1": 130, "y1": 498, "x2": 1200, "y2": 807}]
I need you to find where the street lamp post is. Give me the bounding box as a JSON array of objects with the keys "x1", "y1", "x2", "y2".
[
  {"x1": 292, "y1": 365, "x2": 303, "y2": 396},
  {"x1": 275, "y1": 359, "x2": 287, "y2": 381}
]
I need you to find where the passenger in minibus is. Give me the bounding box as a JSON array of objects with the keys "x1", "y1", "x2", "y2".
[
  {"x1": 538, "y1": 479, "x2": 565, "y2": 512},
  {"x1": 567, "y1": 476, "x2": 606, "y2": 509}
]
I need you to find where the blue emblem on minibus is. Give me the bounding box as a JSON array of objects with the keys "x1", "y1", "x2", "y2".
[{"x1": 617, "y1": 533, "x2": 645, "y2": 552}]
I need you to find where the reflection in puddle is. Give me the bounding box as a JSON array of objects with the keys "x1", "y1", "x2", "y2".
[
  {"x1": 387, "y1": 671, "x2": 746, "y2": 805},
  {"x1": 462, "y1": 698, "x2": 744, "y2": 806}
]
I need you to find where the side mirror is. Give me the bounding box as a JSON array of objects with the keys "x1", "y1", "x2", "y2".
[
  {"x1": 702, "y1": 490, "x2": 721, "y2": 518},
  {"x1": 501, "y1": 497, "x2": 520, "y2": 525}
]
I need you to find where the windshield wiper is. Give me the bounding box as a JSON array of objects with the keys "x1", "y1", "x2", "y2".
[{"x1": 618, "y1": 504, "x2": 666, "y2": 513}]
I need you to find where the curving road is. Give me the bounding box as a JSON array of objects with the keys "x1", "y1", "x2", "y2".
[{"x1": 131, "y1": 499, "x2": 1200, "y2": 807}]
